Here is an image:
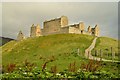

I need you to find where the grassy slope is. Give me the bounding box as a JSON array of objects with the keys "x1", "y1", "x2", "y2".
[
  {"x1": 2, "y1": 34, "x2": 94, "y2": 71},
  {"x1": 91, "y1": 37, "x2": 119, "y2": 75},
  {"x1": 0, "y1": 37, "x2": 14, "y2": 46},
  {"x1": 92, "y1": 37, "x2": 119, "y2": 60}
]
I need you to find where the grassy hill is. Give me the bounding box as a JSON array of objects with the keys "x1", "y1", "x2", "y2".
[
  {"x1": 91, "y1": 37, "x2": 119, "y2": 60},
  {"x1": 1, "y1": 34, "x2": 119, "y2": 76},
  {"x1": 0, "y1": 37, "x2": 14, "y2": 46},
  {"x1": 2, "y1": 34, "x2": 95, "y2": 71}
]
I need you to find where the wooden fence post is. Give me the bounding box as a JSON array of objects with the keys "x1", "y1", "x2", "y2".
[
  {"x1": 112, "y1": 52, "x2": 115, "y2": 62},
  {"x1": 95, "y1": 50, "x2": 98, "y2": 61},
  {"x1": 100, "y1": 49, "x2": 102, "y2": 61},
  {"x1": 111, "y1": 47, "x2": 113, "y2": 60},
  {"x1": 77, "y1": 48, "x2": 80, "y2": 56},
  {"x1": 95, "y1": 50, "x2": 96, "y2": 57},
  {"x1": 107, "y1": 52, "x2": 109, "y2": 58},
  {"x1": 88, "y1": 51, "x2": 90, "y2": 59}
]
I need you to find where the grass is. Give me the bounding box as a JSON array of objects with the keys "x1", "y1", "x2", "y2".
[
  {"x1": 91, "y1": 37, "x2": 119, "y2": 60},
  {"x1": 2, "y1": 34, "x2": 94, "y2": 71},
  {"x1": 1, "y1": 34, "x2": 119, "y2": 76}
]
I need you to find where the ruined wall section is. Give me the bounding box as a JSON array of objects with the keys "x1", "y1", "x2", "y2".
[
  {"x1": 61, "y1": 16, "x2": 68, "y2": 27},
  {"x1": 17, "y1": 31, "x2": 25, "y2": 41},
  {"x1": 30, "y1": 24, "x2": 42, "y2": 37},
  {"x1": 60, "y1": 26, "x2": 69, "y2": 34},
  {"x1": 89, "y1": 25, "x2": 100, "y2": 37},
  {"x1": 79, "y1": 22, "x2": 85, "y2": 31},
  {"x1": 30, "y1": 24, "x2": 36, "y2": 37},
  {"x1": 43, "y1": 18, "x2": 61, "y2": 35},
  {"x1": 35, "y1": 24, "x2": 42, "y2": 36},
  {"x1": 69, "y1": 24, "x2": 81, "y2": 34},
  {"x1": 94, "y1": 25, "x2": 100, "y2": 37},
  {"x1": 43, "y1": 16, "x2": 69, "y2": 35},
  {"x1": 68, "y1": 22, "x2": 85, "y2": 34}
]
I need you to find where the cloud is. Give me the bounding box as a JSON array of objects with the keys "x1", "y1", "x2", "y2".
[{"x1": 2, "y1": 2, "x2": 118, "y2": 39}]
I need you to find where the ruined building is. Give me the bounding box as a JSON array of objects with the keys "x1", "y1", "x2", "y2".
[
  {"x1": 17, "y1": 16, "x2": 100, "y2": 40},
  {"x1": 17, "y1": 30, "x2": 25, "y2": 41},
  {"x1": 30, "y1": 24, "x2": 42, "y2": 37}
]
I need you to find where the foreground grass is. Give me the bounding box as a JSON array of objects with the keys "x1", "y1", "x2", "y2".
[
  {"x1": 2, "y1": 59, "x2": 119, "y2": 79},
  {"x1": 1, "y1": 34, "x2": 119, "y2": 78}
]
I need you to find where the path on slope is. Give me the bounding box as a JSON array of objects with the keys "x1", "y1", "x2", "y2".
[{"x1": 85, "y1": 37, "x2": 120, "y2": 63}]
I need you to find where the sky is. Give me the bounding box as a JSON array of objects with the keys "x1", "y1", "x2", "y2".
[{"x1": 1, "y1": 2, "x2": 119, "y2": 39}]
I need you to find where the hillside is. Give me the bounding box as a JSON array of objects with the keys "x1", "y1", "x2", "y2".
[
  {"x1": 1, "y1": 34, "x2": 119, "y2": 76},
  {"x1": 2, "y1": 34, "x2": 94, "y2": 71},
  {"x1": 91, "y1": 37, "x2": 119, "y2": 60},
  {"x1": 0, "y1": 37, "x2": 14, "y2": 46}
]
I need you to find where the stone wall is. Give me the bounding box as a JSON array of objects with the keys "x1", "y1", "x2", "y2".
[
  {"x1": 17, "y1": 16, "x2": 100, "y2": 40},
  {"x1": 43, "y1": 18, "x2": 61, "y2": 35},
  {"x1": 17, "y1": 31, "x2": 25, "y2": 41},
  {"x1": 94, "y1": 25, "x2": 99, "y2": 37},
  {"x1": 79, "y1": 22, "x2": 84, "y2": 31},
  {"x1": 30, "y1": 24, "x2": 42, "y2": 37},
  {"x1": 69, "y1": 24, "x2": 80, "y2": 34},
  {"x1": 90, "y1": 25, "x2": 100, "y2": 37},
  {"x1": 60, "y1": 27, "x2": 69, "y2": 33},
  {"x1": 61, "y1": 16, "x2": 68, "y2": 27},
  {"x1": 30, "y1": 24, "x2": 36, "y2": 37},
  {"x1": 43, "y1": 16, "x2": 68, "y2": 35},
  {"x1": 35, "y1": 24, "x2": 42, "y2": 36}
]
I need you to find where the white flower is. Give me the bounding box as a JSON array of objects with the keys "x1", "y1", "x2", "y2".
[
  {"x1": 19, "y1": 68, "x2": 21, "y2": 69},
  {"x1": 56, "y1": 73, "x2": 61, "y2": 76},
  {"x1": 23, "y1": 72, "x2": 27, "y2": 74},
  {"x1": 35, "y1": 67, "x2": 37, "y2": 68}
]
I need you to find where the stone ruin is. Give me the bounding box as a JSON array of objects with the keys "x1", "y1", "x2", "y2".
[{"x1": 17, "y1": 16, "x2": 100, "y2": 41}]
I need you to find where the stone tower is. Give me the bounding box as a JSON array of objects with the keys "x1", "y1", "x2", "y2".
[
  {"x1": 17, "y1": 30, "x2": 25, "y2": 41},
  {"x1": 30, "y1": 24, "x2": 42, "y2": 37},
  {"x1": 94, "y1": 25, "x2": 99, "y2": 37},
  {"x1": 91, "y1": 25, "x2": 100, "y2": 37},
  {"x1": 61, "y1": 16, "x2": 68, "y2": 27},
  {"x1": 79, "y1": 22, "x2": 85, "y2": 34},
  {"x1": 88, "y1": 26, "x2": 91, "y2": 33}
]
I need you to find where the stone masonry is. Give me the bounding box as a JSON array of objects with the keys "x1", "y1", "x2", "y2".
[
  {"x1": 17, "y1": 30, "x2": 25, "y2": 41},
  {"x1": 30, "y1": 24, "x2": 42, "y2": 37},
  {"x1": 17, "y1": 16, "x2": 100, "y2": 40}
]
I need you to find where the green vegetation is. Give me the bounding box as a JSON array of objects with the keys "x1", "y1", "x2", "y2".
[
  {"x1": 1, "y1": 34, "x2": 119, "y2": 79},
  {"x1": 1, "y1": 60, "x2": 119, "y2": 79},
  {"x1": 2, "y1": 34, "x2": 94, "y2": 71},
  {"x1": 91, "y1": 37, "x2": 119, "y2": 60}
]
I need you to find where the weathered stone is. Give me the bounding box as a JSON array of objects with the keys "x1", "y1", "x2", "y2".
[
  {"x1": 41, "y1": 16, "x2": 100, "y2": 36},
  {"x1": 17, "y1": 30, "x2": 25, "y2": 41},
  {"x1": 30, "y1": 24, "x2": 42, "y2": 37},
  {"x1": 17, "y1": 16, "x2": 100, "y2": 39}
]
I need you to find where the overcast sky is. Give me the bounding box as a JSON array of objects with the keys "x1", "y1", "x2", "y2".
[{"x1": 1, "y1": 2, "x2": 118, "y2": 39}]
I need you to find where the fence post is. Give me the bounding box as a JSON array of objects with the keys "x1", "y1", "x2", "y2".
[
  {"x1": 100, "y1": 49, "x2": 102, "y2": 61},
  {"x1": 95, "y1": 50, "x2": 98, "y2": 56},
  {"x1": 111, "y1": 47, "x2": 113, "y2": 60},
  {"x1": 95, "y1": 50, "x2": 98, "y2": 61},
  {"x1": 114, "y1": 52, "x2": 115, "y2": 59},
  {"x1": 95, "y1": 50, "x2": 96, "y2": 57},
  {"x1": 112, "y1": 52, "x2": 115, "y2": 62},
  {"x1": 88, "y1": 51, "x2": 90, "y2": 59},
  {"x1": 107, "y1": 52, "x2": 109, "y2": 59},
  {"x1": 77, "y1": 48, "x2": 80, "y2": 56}
]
